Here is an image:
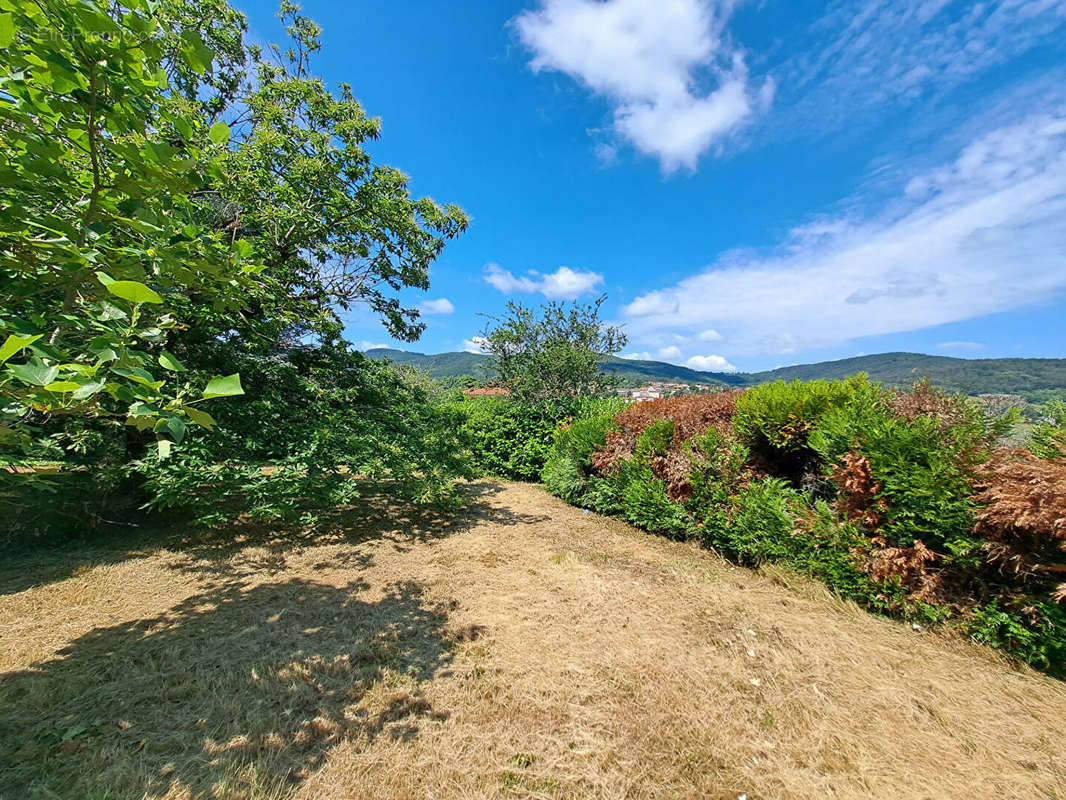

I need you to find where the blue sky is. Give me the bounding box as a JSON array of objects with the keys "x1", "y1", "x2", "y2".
[{"x1": 236, "y1": 0, "x2": 1066, "y2": 372}]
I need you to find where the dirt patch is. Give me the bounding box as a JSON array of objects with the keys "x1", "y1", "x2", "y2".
[{"x1": 2, "y1": 480, "x2": 1065, "y2": 799}]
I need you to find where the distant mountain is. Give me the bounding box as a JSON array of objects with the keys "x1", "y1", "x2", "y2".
[
  {"x1": 364, "y1": 348, "x2": 490, "y2": 378},
  {"x1": 745, "y1": 353, "x2": 1066, "y2": 397},
  {"x1": 363, "y1": 348, "x2": 1066, "y2": 399}
]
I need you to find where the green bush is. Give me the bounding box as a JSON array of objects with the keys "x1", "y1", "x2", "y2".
[
  {"x1": 706, "y1": 478, "x2": 802, "y2": 564},
  {"x1": 135, "y1": 353, "x2": 474, "y2": 526},
  {"x1": 968, "y1": 599, "x2": 1066, "y2": 678},
  {"x1": 684, "y1": 428, "x2": 749, "y2": 507},
  {"x1": 462, "y1": 396, "x2": 625, "y2": 481},
  {"x1": 818, "y1": 410, "x2": 979, "y2": 551},
  {"x1": 542, "y1": 413, "x2": 616, "y2": 504},
  {"x1": 457, "y1": 398, "x2": 558, "y2": 481},
  {"x1": 618, "y1": 460, "x2": 692, "y2": 539},
  {"x1": 1030, "y1": 400, "x2": 1066, "y2": 460},
  {"x1": 552, "y1": 418, "x2": 693, "y2": 538},
  {"x1": 733, "y1": 375, "x2": 881, "y2": 475}
]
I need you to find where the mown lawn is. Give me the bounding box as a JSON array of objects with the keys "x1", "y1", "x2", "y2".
[{"x1": 2, "y1": 481, "x2": 1065, "y2": 799}]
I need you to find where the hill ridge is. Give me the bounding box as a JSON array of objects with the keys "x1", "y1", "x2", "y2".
[{"x1": 363, "y1": 348, "x2": 1066, "y2": 398}]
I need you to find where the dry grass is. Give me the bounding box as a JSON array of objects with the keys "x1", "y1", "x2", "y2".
[{"x1": 2, "y1": 480, "x2": 1066, "y2": 800}]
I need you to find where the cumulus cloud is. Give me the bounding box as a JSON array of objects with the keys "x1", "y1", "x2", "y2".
[
  {"x1": 512, "y1": 0, "x2": 770, "y2": 171},
  {"x1": 419, "y1": 298, "x2": 455, "y2": 315},
  {"x1": 462, "y1": 336, "x2": 489, "y2": 354},
  {"x1": 355, "y1": 340, "x2": 390, "y2": 352},
  {"x1": 621, "y1": 345, "x2": 683, "y2": 362},
  {"x1": 623, "y1": 108, "x2": 1066, "y2": 355},
  {"x1": 483, "y1": 263, "x2": 604, "y2": 300},
  {"x1": 685, "y1": 354, "x2": 737, "y2": 372}
]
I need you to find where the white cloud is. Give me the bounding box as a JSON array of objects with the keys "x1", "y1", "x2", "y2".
[
  {"x1": 420, "y1": 298, "x2": 455, "y2": 315},
  {"x1": 780, "y1": 0, "x2": 1066, "y2": 132},
  {"x1": 463, "y1": 336, "x2": 489, "y2": 354},
  {"x1": 685, "y1": 354, "x2": 737, "y2": 372},
  {"x1": 937, "y1": 341, "x2": 985, "y2": 351},
  {"x1": 483, "y1": 263, "x2": 604, "y2": 300},
  {"x1": 623, "y1": 108, "x2": 1066, "y2": 355},
  {"x1": 355, "y1": 340, "x2": 391, "y2": 352},
  {"x1": 621, "y1": 345, "x2": 683, "y2": 362},
  {"x1": 513, "y1": 0, "x2": 769, "y2": 171},
  {"x1": 697, "y1": 328, "x2": 723, "y2": 342}
]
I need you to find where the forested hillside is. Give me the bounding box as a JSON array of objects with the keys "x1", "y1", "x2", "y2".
[{"x1": 366, "y1": 348, "x2": 1066, "y2": 397}]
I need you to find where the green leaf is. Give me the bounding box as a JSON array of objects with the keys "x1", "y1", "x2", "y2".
[
  {"x1": 203, "y1": 373, "x2": 243, "y2": 399},
  {"x1": 95, "y1": 270, "x2": 115, "y2": 287},
  {"x1": 155, "y1": 415, "x2": 186, "y2": 443},
  {"x1": 185, "y1": 406, "x2": 216, "y2": 431},
  {"x1": 111, "y1": 366, "x2": 157, "y2": 386},
  {"x1": 106, "y1": 281, "x2": 163, "y2": 305},
  {"x1": 157, "y1": 439, "x2": 172, "y2": 459},
  {"x1": 157, "y1": 351, "x2": 185, "y2": 372},
  {"x1": 0, "y1": 14, "x2": 13, "y2": 49},
  {"x1": 0, "y1": 333, "x2": 42, "y2": 364},
  {"x1": 71, "y1": 381, "x2": 104, "y2": 401},
  {"x1": 208, "y1": 121, "x2": 230, "y2": 144},
  {"x1": 61, "y1": 725, "x2": 86, "y2": 742},
  {"x1": 173, "y1": 117, "x2": 193, "y2": 141},
  {"x1": 88, "y1": 336, "x2": 119, "y2": 362},
  {"x1": 8, "y1": 359, "x2": 58, "y2": 386},
  {"x1": 44, "y1": 381, "x2": 81, "y2": 393}
]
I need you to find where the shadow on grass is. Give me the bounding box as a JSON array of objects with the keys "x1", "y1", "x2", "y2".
[
  {"x1": 0, "y1": 480, "x2": 549, "y2": 595},
  {"x1": 167, "y1": 480, "x2": 550, "y2": 583},
  {"x1": 0, "y1": 577, "x2": 455, "y2": 799}
]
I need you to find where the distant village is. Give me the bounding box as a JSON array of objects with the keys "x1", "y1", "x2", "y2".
[
  {"x1": 462, "y1": 381, "x2": 714, "y2": 401},
  {"x1": 615, "y1": 382, "x2": 712, "y2": 402}
]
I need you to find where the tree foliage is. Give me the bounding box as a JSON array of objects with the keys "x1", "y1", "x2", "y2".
[
  {"x1": 1, "y1": 0, "x2": 471, "y2": 530},
  {"x1": 479, "y1": 296, "x2": 626, "y2": 402},
  {"x1": 0, "y1": 0, "x2": 256, "y2": 460}
]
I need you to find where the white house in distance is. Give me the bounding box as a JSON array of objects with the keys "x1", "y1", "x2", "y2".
[{"x1": 616, "y1": 382, "x2": 701, "y2": 402}]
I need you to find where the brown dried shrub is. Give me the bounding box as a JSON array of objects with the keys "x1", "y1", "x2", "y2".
[
  {"x1": 592, "y1": 391, "x2": 742, "y2": 472},
  {"x1": 889, "y1": 379, "x2": 974, "y2": 432},
  {"x1": 864, "y1": 538, "x2": 943, "y2": 604},
  {"x1": 592, "y1": 391, "x2": 744, "y2": 501},
  {"x1": 972, "y1": 448, "x2": 1066, "y2": 588},
  {"x1": 829, "y1": 451, "x2": 888, "y2": 530}
]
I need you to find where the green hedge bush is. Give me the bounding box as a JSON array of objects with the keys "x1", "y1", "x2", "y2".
[
  {"x1": 463, "y1": 396, "x2": 627, "y2": 481},
  {"x1": 538, "y1": 382, "x2": 1065, "y2": 678}
]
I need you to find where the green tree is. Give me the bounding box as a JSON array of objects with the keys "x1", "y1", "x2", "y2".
[
  {"x1": 1, "y1": 0, "x2": 473, "y2": 531},
  {"x1": 0, "y1": 0, "x2": 255, "y2": 463},
  {"x1": 479, "y1": 296, "x2": 627, "y2": 402}
]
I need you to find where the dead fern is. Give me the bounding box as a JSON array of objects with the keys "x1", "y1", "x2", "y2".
[
  {"x1": 829, "y1": 451, "x2": 888, "y2": 530},
  {"x1": 972, "y1": 449, "x2": 1066, "y2": 588}
]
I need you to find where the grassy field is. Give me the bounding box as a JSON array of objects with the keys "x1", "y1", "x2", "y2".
[{"x1": 2, "y1": 481, "x2": 1065, "y2": 799}]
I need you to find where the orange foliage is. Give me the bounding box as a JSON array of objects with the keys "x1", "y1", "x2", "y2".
[
  {"x1": 889, "y1": 379, "x2": 973, "y2": 431},
  {"x1": 592, "y1": 391, "x2": 743, "y2": 501},
  {"x1": 865, "y1": 538, "x2": 943, "y2": 604},
  {"x1": 829, "y1": 451, "x2": 888, "y2": 529},
  {"x1": 972, "y1": 449, "x2": 1066, "y2": 590}
]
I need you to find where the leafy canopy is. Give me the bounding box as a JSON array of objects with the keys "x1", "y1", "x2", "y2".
[
  {"x1": 0, "y1": 0, "x2": 257, "y2": 459},
  {"x1": 479, "y1": 296, "x2": 627, "y2": 403}
]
